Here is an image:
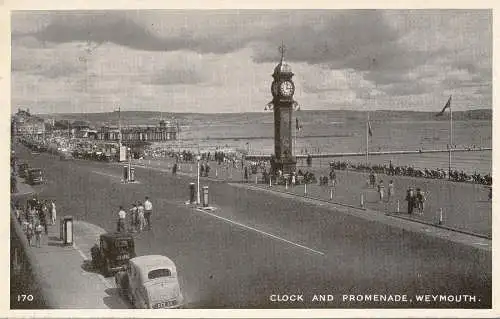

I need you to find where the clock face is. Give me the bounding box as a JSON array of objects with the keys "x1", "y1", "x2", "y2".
[{"x1": 280, "y1": 81, "x2": 295, "y2": 97}]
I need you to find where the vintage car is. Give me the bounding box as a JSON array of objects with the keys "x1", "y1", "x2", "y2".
[
  {"x1": 18, "y1": 163, "x2": 29, "y2": 178},
  {"x1": 115, "y1": 255, "x2": 184, "y2": 309},
  {"x1": 60, "y1": 152, "x2": 74, "y2": 161},
  {"x1": 91, "y1": 233, "x2": 136, "y2": 277},
  {"x1": 26, "y1": 168, "x2": 44, "y2": 185}
]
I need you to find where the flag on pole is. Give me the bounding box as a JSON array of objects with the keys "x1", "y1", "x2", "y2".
[
  {"x1": 436, "y1": 96, "x2": 452, "y2": 116},
  {"x1": 296, "y1": 118, "x2": 302, "y2": 131},
  {"x1": 368, "y1": 120, "x2": 373, "y2": 137}
]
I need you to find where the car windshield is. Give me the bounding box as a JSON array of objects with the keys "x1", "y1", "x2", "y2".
[{"x1": 148, "y1": 268, "x2": 171, "y2": 280}]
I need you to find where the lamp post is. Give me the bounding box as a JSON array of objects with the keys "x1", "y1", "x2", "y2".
[
  {"x1": 196, "y1": 154, "x2": 201, "y2": 205},
  {"x1": 128, "y1": 147, "x2": 131, "y2": 182}
]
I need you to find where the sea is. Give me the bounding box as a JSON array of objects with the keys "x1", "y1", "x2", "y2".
[{"x1": 46, "y1": 110, "x2": 493, "y2": 176}]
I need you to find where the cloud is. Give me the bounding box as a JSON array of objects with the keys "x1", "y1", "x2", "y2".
[{"x1": 11, "y1": 10, "x2": 492, "y2": 113}]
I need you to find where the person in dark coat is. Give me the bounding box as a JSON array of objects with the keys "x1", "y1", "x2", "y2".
[
  {"x1": 406, "y1": 187, "x2": 415, "y2": 215},
  {"x1": 244, "y1": 166, "x2": 249, "y2": 183},
  {"x1": 172, "y1": 162, "x2": 178, "y2": 176}
]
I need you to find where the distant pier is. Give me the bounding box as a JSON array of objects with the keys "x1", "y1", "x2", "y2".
[{"x1": 244, "y1": 147, "x2": 492, "y2": 161}]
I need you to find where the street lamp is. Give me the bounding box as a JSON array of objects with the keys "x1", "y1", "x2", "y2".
[
  {"x1": 128, "y1": 147, "x2": 132, "y2": 182},
  {"x1": 196, "y1": 154, "x2": 201, "y2": 205}
]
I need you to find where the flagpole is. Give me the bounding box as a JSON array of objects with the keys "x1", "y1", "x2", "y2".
[
  {"x1": 449, "y1": 101, "x2": 453, "y2": 179},
  {"x1": 366, "y1": 112, "x2": 369, "y2": 167}
]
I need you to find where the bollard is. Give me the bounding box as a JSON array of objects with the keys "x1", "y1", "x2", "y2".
[
  {"x1": 330, "y1": 188, "x2": 333, "y2": 200},
  {"x1": 202, "y1": 186, "x2": 209, "y2": 207},
  {"x1": 304, "y1": 183, "x2": 307, "y2": 196},
  {"x1": 360, "y1": 194, "x2": 364, "y2": 208},
  {"x1": 215, "y1": 168, "x2": 218, "y2": 178},
  {"x1": 255, "y1": 176, "x2": 258, "y2": 184},
  {"x1": 397, "y1": 200, "x2": 400, "y2": 213},
  {"x1": 438, "y1": 208, "x2": 443, "y2": 225},
  {"x1": 285, "y1": 180, "x2": 288, "y2": 190},
  {"x1": 269, "y1": 177, "x2": 272, "y2": 187}
]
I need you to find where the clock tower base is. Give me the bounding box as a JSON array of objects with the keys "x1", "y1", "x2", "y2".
[{"x1": 271, "y1": 156, "x2": 296, "y2": 175}]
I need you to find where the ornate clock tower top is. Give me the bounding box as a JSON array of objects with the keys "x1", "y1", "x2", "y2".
[{"x1": 273, "y1": 43, "x2": 293, "y2": 77}]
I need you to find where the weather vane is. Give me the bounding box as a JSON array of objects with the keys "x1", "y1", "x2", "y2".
[{"x1": 278, "y1": 41, "x2": 286, "y2": 61}]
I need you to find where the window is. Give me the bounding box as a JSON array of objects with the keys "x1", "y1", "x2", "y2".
[{"x1": 148, "y1": 268, "x2": 171, "y2": 280}]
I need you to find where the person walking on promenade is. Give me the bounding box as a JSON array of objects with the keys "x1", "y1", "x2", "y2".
[
  {"x1": 416, "y1": 188, "x2": 426, "y2": 215},
  {"x1": 387, "y1": 180, "x2": 394, "y2": 203},
  {"x1": 244, "y1": 166, "x2": 249, "y2": 183},
  {"x1": 34, "y1": 222, "x2": 43, "y2": 247},
  {"x1": 117, "y1": 206, "x2": 126, "y2": 233},
  {"x1": 377, "y1": 180, "x2": 385, "y2": 203},
  {"x1": 129, "y1": 203, "x2": 138, "y2": 232},
  {"x1": 200, "y1": 163, "x2": 205, "y2": 177},
  {"x1": 406, "y1": 187, "x2": 415, "y2": 215},
  {"x1": 137, "y1": 201, "x2": 145, "y2": 232},
  {"x1": 205, "y1": 163, "x2": 210, "y2": 177},
  {"x1": 144, "y1": 196, "x2": 153, "y2": 230},
  {"x1": 26, "y1": 221, "x2": 34, "y2": 247},
  {"x1": 172, "y1": 163, "x2": 178, "y2": 176},
  {"x1": 50, "y1": 200, "x2": 57, "y2": 225},
  {"x1": 39, "y1": 202, "x2": 49, "y2": 235},
  {"x1": 291, "y1": 172, "x2": 296, "y2": 187}
]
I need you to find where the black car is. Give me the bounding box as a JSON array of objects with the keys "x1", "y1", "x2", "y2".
[
  {"x1": 26, "y1": 168, "x2": 44, "y2": 185},
  {"x1": 91, "y1": 233, "x2": 136, "y2": 277}
]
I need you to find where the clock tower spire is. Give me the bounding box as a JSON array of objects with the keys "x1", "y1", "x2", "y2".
[{"x1": 267, "y1": 43, "x2": 298, "y2": 175}]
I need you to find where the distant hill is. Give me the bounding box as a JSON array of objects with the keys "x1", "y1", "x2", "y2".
[{"x1": 34, "y1": 108, "x2": 491, "y2": 128}]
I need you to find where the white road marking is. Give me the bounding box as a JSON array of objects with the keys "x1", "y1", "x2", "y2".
[{"x1": 195, "y1": 208, "x2": 325, "y2": 256}]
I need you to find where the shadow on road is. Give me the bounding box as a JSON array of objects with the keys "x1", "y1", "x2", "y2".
[{"x1": 103, "y1": 287, "x2": 131, "y2": 309}]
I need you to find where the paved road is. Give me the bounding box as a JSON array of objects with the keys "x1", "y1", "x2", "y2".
[{"x1": 16, "y1": 145, "x2": 491, "y2": 308}]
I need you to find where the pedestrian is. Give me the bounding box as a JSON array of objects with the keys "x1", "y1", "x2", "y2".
[
  {"x1": 416, "y1": 188, "x2": 426, "y2": 214},
  {"x1": 50, "y1": 200, "x2": 57, "y2": 225},
  {"x1": 387, "y1": 180, "x2": 394, "y2": 203},
  {"x1": 244, "y1": 166, "x2": 249, "y2": 183},
  {"x1": 406, "y1": 187, "x2": 415, "y2": 215},
  {"x1": 377, "y1": 180, "x2": 385, "y2": 202},
  {"x1": 39, "y1": 202, "x2": 49, "y2": 235},
  {"x1": 129, "y1": 203, "x2": 138, "y2": 232},
  {"x1": 117, "y1": 206, "x2": 126, "y2": 232},
  {"x1": 172, "y1": 163, "x2": 178, "y2": 176},
  {"x1": 200, "y1": 163, "x2": 205, "y2": 177},
  {"x1": 26, "y1": 221, "x2": 34, "y2": 246},
  {"x1": 34, "y1": 222, "x2": 43, "y2": 247},
  {"x1": 144, "y1": 196, "x2": 153, "y2": 230},
  {"x1": 205, "y1": 163, "x2": 210, "y2": 177},
  {"x1": 137, "y1": 201, "x2": 145, "y2": 232},
  {"x1": 291, "y1": 172, "x2": 296, "y2": 187}
]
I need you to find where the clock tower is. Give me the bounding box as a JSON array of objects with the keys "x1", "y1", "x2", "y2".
[{"x1": 268, "y1": 44, "x2": 297, "y2": 175}]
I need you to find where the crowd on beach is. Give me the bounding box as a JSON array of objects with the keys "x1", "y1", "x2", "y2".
[{"x1": 329, "y1": 160, "x2": 492, "y2": 186}]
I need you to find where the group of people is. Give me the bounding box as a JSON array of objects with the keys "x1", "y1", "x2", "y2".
[
  {"x1": 367, "y1": 172, "x2": 396, "y2": 203},
  {"x1": 405, "y1": 187, "x2": 427, "y2": 215},
  {"x1": 116, "y1": 196, "x2": 153, "y2": 233},
  {"x1": 14, "y1": 196, "x2": 57, "y2": 248},
  {"x1": 329, "y1": 160, "x2": 492, "y2": 186}
]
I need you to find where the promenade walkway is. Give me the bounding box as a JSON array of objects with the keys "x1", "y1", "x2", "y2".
[
  {"x1": 131, "y1": 157, "x2": 492, "y2": 238},
  {"x1": 11, "y1": 179, "x2": 128, "y2": 309}
]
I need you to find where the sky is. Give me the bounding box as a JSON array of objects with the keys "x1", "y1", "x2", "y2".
[{"x1": 11, "y1": 9, "x2": 492, "y2": 114}]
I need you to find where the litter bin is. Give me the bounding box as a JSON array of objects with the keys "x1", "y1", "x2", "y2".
[
  {"x1": 202, "y1": 186, "x2": 209, "y2": 207},
  {"x1": 61, "y1": 215, "x2": 74, "y2": 245},
  {"x1": 189, "y1": 183, "x2": 196, "y2": 204},
  {"x1": 130, "y1": 167, "x2": 135, "y2": 182},
  {"x1": 123, "y1": 165, "x2": 128, "y2": 181}
]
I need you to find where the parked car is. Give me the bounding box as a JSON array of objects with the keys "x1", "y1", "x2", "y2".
[
  {"x1": 60, "y1": 152, "x2": 74, "y2": 161},
  {"x1": 18, "y1": 163, "x2": 29, "y2": 178},
  {"x1": 91, "y1": 233, "x2": 136, "y2": 277},
  {"x1": 26, "y1": 168, "x2": 44, "y2": 185},
  {"x1": 115, "y1": 255, "x2": 184, "y2": 309}
]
